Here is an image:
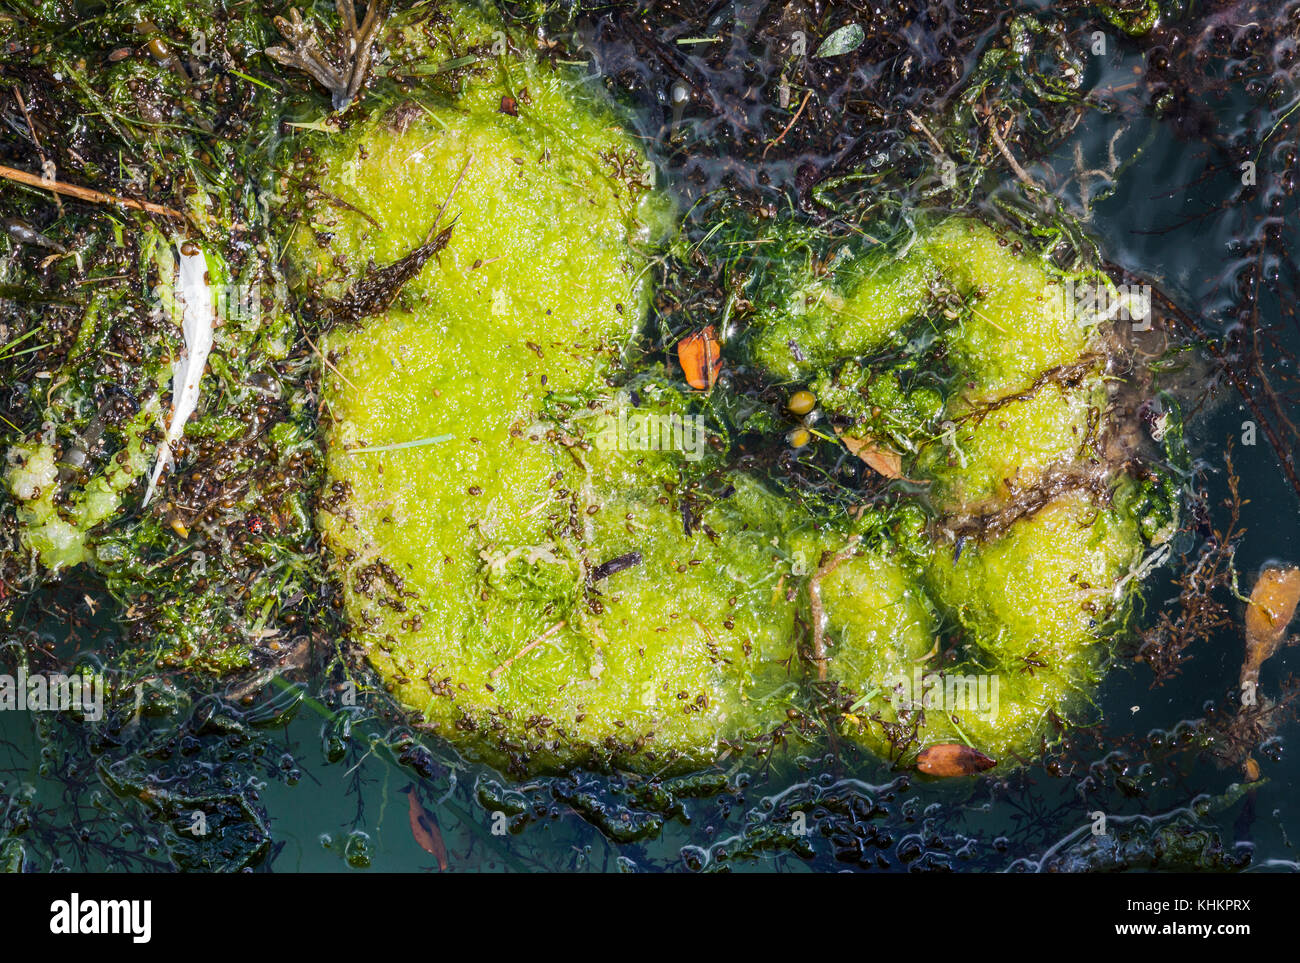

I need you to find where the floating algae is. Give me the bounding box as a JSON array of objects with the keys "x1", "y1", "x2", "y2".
[
  {"x1": 736, "y1": 217, "x2": 1177, "y2": 763},
  {"x1": 4, "y1": 401, "x2": 157, "y2": 572},
  {"x1": 295, "y1": 7, "x2": 790, "y2": 773},
  {"x1": 293, "y1": 7, "x2": 1176, "y2": 775}
]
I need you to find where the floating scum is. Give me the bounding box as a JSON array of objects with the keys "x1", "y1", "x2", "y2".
[{"x1": 292, "y1": 8, "x2": 1176, "y2": 775}]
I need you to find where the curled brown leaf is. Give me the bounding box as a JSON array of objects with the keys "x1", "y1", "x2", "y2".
[
  {"x1": 916, "y1": 743, "x2": 996, "y2": 777},
  {"x1": 838, "y1": 431, "x2": 904, "y2": 479},
  {"x1": 677, "y1": 325, "x2": 722, "y2": 390},
  {"x1": 1242, "y1": 565, "x2": 1300, "y2": 686},
  {"x1": 404, "y1": 786, "x2": 448, "y2": 871}
]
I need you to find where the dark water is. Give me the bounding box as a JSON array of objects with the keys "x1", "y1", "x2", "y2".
[{"x1": 2, "y1": 1, "x2": 1299, "y2": 873}]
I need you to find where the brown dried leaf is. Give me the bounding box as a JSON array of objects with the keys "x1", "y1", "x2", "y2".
[
  {"x1": 404, "y1": 786, "x2": 448, "y2": 870},
  {"x1": 677, "y1": 325, "x2": 722, "y2": 390},
  {"x1": 916, "y1": 743, "x2": 996, "y2": 777},
  {"x1": 839, "y1": 432, "x2": 903, "y2": 478},
  {"x1": 1242, "y1": 565, "x2": 1300, "y2": 684}
]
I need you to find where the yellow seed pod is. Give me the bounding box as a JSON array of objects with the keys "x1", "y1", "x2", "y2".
[{"x1": 787, "y1": 389, "x2": 816, "y2": 415}]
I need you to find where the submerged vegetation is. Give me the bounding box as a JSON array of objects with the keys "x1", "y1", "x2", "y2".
[{"x1": 0, "y1": 0, "x2": 1295, "y2": 870}]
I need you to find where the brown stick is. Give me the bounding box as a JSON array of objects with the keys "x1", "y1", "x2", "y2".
[
  {"x1": 905, "y1": 108, "x2": 947, "y2": 158},
  {"x1": 807, "y1": 536, "x2": 861, "y2": 681},
  {"x1": 987, "y1": 121, "x2": 1039, "y2": 190},
  {"x1": 0, "y1": 163, "x2": 185, "y2": 219},
  {"x1": 981, "y1": 100, "x2": 1040, "y2": 191},
  {"x1": 489, "y1": 620, "x2": 566, "y2": 679},
  {"x1": 304, "y1": 332, "x2": 359, "y2": 392},
  {"x1": 763, "y1": 91, "x2": 812, "y2": 159},
  {"x1": 13, "y1": 90, "x2": 62, "y2": 217}
]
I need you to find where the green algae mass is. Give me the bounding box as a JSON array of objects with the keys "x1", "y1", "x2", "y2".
[
  {"x1": 298, "y1": 11, "x2": 1173, "y2": 775},
  {"x1": 299, "y1": 12, "x2": 784, "y2": 772},
  {"x1": 743, "y1": 217, "x2": 1174, "y2": 763},
  {"x1": 4, "y1": 403, "x2": 157, "y2": 572}
]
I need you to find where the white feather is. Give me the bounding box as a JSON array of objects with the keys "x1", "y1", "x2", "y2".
[{"x1": 143, "y1": 242, "x2": 215, "y2": 508}]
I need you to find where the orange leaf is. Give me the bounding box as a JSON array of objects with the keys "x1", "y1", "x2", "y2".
[
  {"x1": 839, "y1": 433, "x2": 903, "y2": 479},
  {"x1": 404, "y1": 786, "x2": 449, "y2": 870},
  {"x1": 677, "y1": 325, "x2": 722, "y2": 390},
  {"x1": 916, "y1": 743, "x2": 996, "y2": 777},
  {"x1": 1243, "y1": 565, "x2": 1300, "y2": 684}
]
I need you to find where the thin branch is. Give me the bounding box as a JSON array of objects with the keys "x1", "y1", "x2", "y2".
[
  {"x1": 807, "y1": 537, "x2": 860, "y2": 681},
  {"x1": 304, "y1": 332, "x2": 359, "y2": 392},
  {"x1": 763, "y1": 90, "x2": 812, "y2": 159},
  {"x1": 425, "y1": 153, "x2": 473, "y2": 244},
  {"x1": 0, "y1": 163, "x2": 184, "y2": 219},
  {"x1": 905, "y1": 108, "x2": 947, "y2": 157},
  {"x1": 982, "y1": 102, "x2": 1040, "y2": 190},
  {"x1": 489, "y1": 621, "x2": 566, "y2": 679},
  {"x1": 13, "y1": 89, "x2": 62, "y2": 216}
]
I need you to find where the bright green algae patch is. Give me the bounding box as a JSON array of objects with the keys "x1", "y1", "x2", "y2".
[
  {"x1": 4, "y1": 402, "x2": 157, "y2": 572},
  {"x1": 299, "y1": 29, "x2": 806, "y2": 771},
  {"x1": 748, "y1": 218, "x2": 1096, "y2": 396},
  {"x1": 741, "y1": 217, "x2": 1174, "y2": 764},
  {"x1": 820, "y1": 495, "x2": 1145, "y2": 762},
  {"x1": 299, "y1": 15, "x2": 1172, "y2": 774}
]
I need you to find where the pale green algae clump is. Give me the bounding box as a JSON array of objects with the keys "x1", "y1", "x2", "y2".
[
  {"x1": 299, "y1": 11, "x2": 805, "y2": 771},
  {"x1": 300, "y1": 9, "x2": 1174, "y2": 774},
  {"x1": 4, "y1": 406, "x2": 156, "y2": 572},
  {"x1": 747, "y1": 218, "x2": 1175, "y2": 763},
  {"x1": 819, "y1": 495, "x2": 1149, "y2": 761}
]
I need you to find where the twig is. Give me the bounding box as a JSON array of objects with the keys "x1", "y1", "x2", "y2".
[
  {"x1": 0, "y1": 163, "x2": 185, "y2": 219},
  {"x1": 967, "y1": 302, "x2": 1008, "y2": 334},
  {"x1": 344, "y1": 0, "x2": 384, "y2": 106},
  {"x1": 304, "y1": 332, "x2": 359, "y2": 391},
  {"x1": 905, "y1": 108, "x2": 946, "y2": 157},
  {"x1": 763, "y1": 90, "x2": 812, "y2": 159},
  {"x1": 425, "y1": 153, "x2": 473, "y2": 244},
  {"x1": 807, "y1": 537, "x2": 861, "y2": 681},
  {"x1": 14, "y1": 89, "x2": 62, "y2": 217},
  {"x1": 489, "y1": 621, "x2": 566, "y2": 679},
  {"x1": 266, "y1": 2, "x2": 387, "y2": 112},
  {"x1": 983, "y1": 106, "x2": 1040, "y2": 190}
]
